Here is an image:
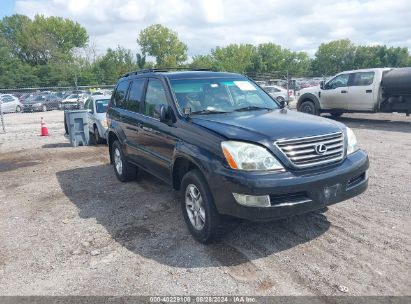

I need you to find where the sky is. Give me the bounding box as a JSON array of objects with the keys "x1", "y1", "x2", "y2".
[{"x1": 1, "y1": 0, "x2": 411, "y2": 57}]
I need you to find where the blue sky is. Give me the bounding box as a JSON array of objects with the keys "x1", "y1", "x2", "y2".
[
  {"x1": 2, "y1": 0, "x2": 411, "y2": 57},
  {"x1": 0, "y1": 0, "x2": 15, "y2": 18}
]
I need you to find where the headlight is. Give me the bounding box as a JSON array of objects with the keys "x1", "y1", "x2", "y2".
[
  {"x1": 221, "y1": 141, "x2": 284, "y2": 171},
  {"x1": 100, "y1": 119, "x2": 108, "y2": 128},
  {"x1": 33, "y1": 103, "x2": 42, "y2": 106},
  {"x1": 346, "y1": 127, "x2": 359, "y2": 155}
]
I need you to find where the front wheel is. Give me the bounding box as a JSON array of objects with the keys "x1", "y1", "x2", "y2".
[
  {"x1": 181, "y1": 169, "x2": 228, "y2": 243},
  {"x1": 299, "y1": 100, "x2": 319, "y2": 115},
  {"x1": 16, "y1": 105, "x2": 21, "y2": 113},
  {"x1": 94, "y1": 125, "x2": 104, "y2": 144},
  {"x1": 111, "y1": 140, "x2": 137, "y2": 182}
]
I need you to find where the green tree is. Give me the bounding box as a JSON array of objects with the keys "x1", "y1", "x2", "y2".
[
  {"x1": 210, "y1": 44, "x2": 256, "y2": 73},
  {"x1": 0, "y1": 36, "x2": 38, "y2": 88},
  {"x1": 190, "y1": 54, "x2": 214, "y2": 69},
  {"x1": 137, "y1": 24, "x2": 188, "y2": 67},
  {"x1": 311, "y1": 39, "x2": 356, "y2": 75},
  {"x1": 93, "y1": 46, "x2": 137, "y2": 84},
  {"x1": 0, "y1": 14, "x2": 88, "y2": 65},
  {"x1": 255, "y1": 43, "x2": 311, "y2": 76}
]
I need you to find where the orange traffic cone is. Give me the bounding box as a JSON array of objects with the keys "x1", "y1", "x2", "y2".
[{"x1": 41, "y1": 117, "x2": 49, "y2": 136}]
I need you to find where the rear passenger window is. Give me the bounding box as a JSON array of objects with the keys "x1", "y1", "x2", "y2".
[
  {"x1": 352, "y1": 72, "x2": 374, "y2": 86},
  {"x1": 127, "y1": 79, "x2": 145, "y2": 113},
  {"x1": 144, "y1": 79, "x2": 168, "y2": 118},
  {"x1": 114, "y1": 80, "x2": 130, "y2": 108}
]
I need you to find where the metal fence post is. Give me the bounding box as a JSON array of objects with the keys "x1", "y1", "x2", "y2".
[{"x1": 0, "y1": 99, "x2": 5, "y2": 133}]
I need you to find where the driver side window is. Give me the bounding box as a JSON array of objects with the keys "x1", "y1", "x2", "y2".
[{"x1": 326, "y1": 74, "x2": 350, "y2": 89}]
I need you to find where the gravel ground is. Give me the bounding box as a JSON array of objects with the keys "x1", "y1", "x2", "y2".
[{"x1": 0, "y1": 110, "x2": 410, "y2": 296}]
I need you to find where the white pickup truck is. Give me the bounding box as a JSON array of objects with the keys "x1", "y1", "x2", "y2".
[{"x1": 296, "y1": 67, "x2": 411, "y2": 117}]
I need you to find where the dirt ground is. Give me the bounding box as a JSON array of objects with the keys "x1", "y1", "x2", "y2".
[{"x1": 0, "y1": 110, "x2": 410, "y2": 296}]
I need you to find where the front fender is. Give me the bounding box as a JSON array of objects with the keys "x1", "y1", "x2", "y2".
[
  {"x1": 172, "y1": 141, "x2": 221, "y2": 178},
  {"x1": 297, "y1": 92, "x2": 321, "y2": 110}
]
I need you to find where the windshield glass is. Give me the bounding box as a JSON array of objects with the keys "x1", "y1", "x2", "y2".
[
  {"x1": 95, "y1": 99, "x2": 109, "y2": 113},
  {"x1": 67, "y1": 94, "x2": 79, "y2": 99},
  {"x1": 170, "y1": 78, "x2": 279, "y2": 114}
]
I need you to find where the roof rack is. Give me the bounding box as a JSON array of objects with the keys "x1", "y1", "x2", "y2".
[{"x1": 122, "y1": 67, "x2": 212, "y2": 78}]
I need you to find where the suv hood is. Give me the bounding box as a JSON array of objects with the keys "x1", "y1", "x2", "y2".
[{"x1": 191, "y1": 109, "x2": 344, "y2": 142}]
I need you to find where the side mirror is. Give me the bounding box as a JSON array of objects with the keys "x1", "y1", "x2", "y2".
[
  {"x1": 320, "y1": 80, "x2": 325, "y2": 90},
  {"x1": 278, "y1": 98, "x2": 286, "y2": 108},
  {"x1": 154, "y1": 104, "x2": 169, "y2": 122}
]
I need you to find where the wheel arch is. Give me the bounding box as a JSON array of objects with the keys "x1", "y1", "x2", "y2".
[
  {"x1": 108, "y1": 131, "x2": 119, "y2": 164},
  {"x1": 172, "y1": 155, "x2": 206, "y2": 191},
  {"x1": 297, "y1": 93, "x2": 321, "y2": 111}
]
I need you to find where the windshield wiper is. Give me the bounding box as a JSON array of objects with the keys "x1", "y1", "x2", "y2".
[
  {"x1": 191, "y1": 109, "x2": 228, "y2": 115},
  {"x1": 234, "y1": 106, "x2": 273, "y2": 112}
]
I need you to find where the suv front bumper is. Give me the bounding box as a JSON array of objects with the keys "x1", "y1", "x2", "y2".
[{"x1": 207, "y1": 150, "x2": 369, "y2": 221}]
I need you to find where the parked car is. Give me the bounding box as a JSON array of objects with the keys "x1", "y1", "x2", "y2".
[
  {"x1": 60, "y1": 93, "x2": 86, "y2": 110},
  {"x1": 84, "y1": 95, "x2": 110, "y2": 144},
  {"x1": 297, "y1": 68, "x2": 411, "y2": 117},
  {"x1": 0, "y1": 94, "x2": 22, "y2": 113},
  {"x1": 107, "y1": 69, "x2": 369, "y2": 243},
  {"x1": 22, "y1": 94, "x2": 60, "y2": 112},
  {"x1": 261, "y1": 85, "x2": 294, "y2": 105}
]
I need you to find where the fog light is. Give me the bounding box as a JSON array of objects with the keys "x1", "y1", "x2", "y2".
[{"x1": 232, "y1": 193, "x2": 271, "y2": 207}]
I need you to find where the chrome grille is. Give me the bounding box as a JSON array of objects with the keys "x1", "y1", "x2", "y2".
[{"x1": 275, "y1": 132, "x2": 345, "y2": 168}]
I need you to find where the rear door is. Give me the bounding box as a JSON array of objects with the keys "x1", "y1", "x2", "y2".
[
  {"x1": 120, "y1": 78, "x2": 147, "y2": 165},
  {"x1": 321, "y1": 73, "x2": 351, "y2": 109},
  {"x1": 109, "y1": 79, "x2": 132, "y2": 151},
  {"x1": 347, "y1": 71, "x2": 376, "y2": 111}
]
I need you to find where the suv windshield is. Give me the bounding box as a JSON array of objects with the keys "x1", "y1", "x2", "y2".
[{"x1": 170, "y1": 78, "x2": 279, "y2": 114}]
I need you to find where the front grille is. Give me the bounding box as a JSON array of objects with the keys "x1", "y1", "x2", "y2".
[{"x1": 275, "y1": 132, "x2": 345, "y2": 168}]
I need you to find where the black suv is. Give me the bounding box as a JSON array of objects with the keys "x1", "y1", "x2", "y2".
[{"x1": 107, "y1": 69, "x2": 369, "y2": 243}]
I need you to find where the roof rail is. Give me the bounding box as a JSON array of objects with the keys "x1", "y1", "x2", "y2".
[{"x1": 122, "y1": 67, "x2": 212, "y2": 78}]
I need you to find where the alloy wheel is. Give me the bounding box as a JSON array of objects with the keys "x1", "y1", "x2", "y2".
[
  {"x1": 185, "y1": 184, "x2": 206, "y2": 230},
  {"x1": 114, "y1": 148, "x2": 123, "y2": 175}
]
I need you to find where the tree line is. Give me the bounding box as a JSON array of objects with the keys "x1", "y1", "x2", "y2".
[{"x1": 0, "y1": 14, "x2": 410, "y2": 89}]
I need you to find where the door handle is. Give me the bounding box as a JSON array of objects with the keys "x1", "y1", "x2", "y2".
[
  {"x1": 341, "y1": 90, "x2": 347, "y2": 93},
  {"x1": 366, "y1": 90, "x2": 372, "y2": 93}
]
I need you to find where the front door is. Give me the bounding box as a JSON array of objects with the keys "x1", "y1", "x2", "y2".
[{"x1": 321, "y1": 73, "x2": 351, "y2": 110}]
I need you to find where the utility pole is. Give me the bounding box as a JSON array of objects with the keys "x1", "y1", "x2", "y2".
[{"x1": 285, "y1": 70, "x2": 290, "y2": 106}]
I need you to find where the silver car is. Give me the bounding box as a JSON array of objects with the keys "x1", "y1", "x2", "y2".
[
  {"x1": 84, "y1": 96, "x2": 110, "y2": 144},
  {"x1": 0, "y1": 94, "x2": 22, "y2": 113},
  {"x1": 261, "y1": 85, "x2": 295, "y2": 105}
]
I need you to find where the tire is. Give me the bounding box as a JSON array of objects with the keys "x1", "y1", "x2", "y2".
[
  {"x1": 94, "y1": 125, "x2": 104, "y2": 144},
  {"x1": 42, "y1": 105, "x2": 47, "y2": 112},
  {"x1": 330, "y1": 112, "x2": 343, "y2": 118},
  {"x1": 181, "y1": 169, "x2": 227, "y2": 243},
  {"x1": 16, "y1": 105, "x2": 21, "y2": 113},
  {"x1": 299, "y1": 100, "x2": 319, "y2": 115},
  {"x1": 111, "y1": 140, "x2": 137, "y2": 182}
]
